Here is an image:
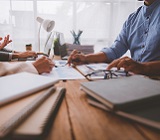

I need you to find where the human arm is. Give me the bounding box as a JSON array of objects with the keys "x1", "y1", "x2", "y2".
[
  {"x1": 67, "y1": 49, "x2": 109, "y2": 65},
  {"x1": 107, "y1": 56, "x2": 160, "y2": 76},
  {"x1": 12, "y1": 51, "x2": 37, "y2": 59},
  {"x1": 0, "y1": 62, "x2": 38, "y2": 76},
  {"x1": 0, "y1": 51, "x2": 38, "y2": 61},
  {"x1": 0, "y1": 56, "x2": 55, "y2": 76}
]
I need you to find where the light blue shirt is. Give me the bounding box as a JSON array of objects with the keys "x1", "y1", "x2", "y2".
[{"x1": 101, "y1": 0, "x2": 160, "y2": 62}]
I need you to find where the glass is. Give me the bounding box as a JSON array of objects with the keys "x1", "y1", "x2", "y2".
[{"x1": 85, "y1": 70, "x2": 130, "y2": 80}]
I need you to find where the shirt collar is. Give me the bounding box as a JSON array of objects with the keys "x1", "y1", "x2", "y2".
[{"x1": 142, "y1": 0, "x2": 160, "y2": 17}]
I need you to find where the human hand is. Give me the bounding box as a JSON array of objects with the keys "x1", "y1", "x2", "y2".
[
  {"x1": 0, "y1": 35, "x2": 12, "y2": 50},
  {"x1": 67, "y1": 49, "x2": 86, "y2": 66},
  {"x1": 32, "y1": 56, "x2": 55, "y2": 74},
  {"x1": 12, "y1": 51, "x2": 37, "y2": 59},
  {"x1": 107, "y1": 56, "x2": 144, "y2": 74}
]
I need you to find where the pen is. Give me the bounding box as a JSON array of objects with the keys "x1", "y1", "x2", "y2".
[
  {"x1": 37, "y1": 52, "x2": 49, "y2": 57},
  {"x1": 54, "y1": 62, "x2": 68, "y2": 68}
]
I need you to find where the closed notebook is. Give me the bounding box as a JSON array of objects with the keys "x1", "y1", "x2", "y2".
[
  {"x1": 87, "y1": 95, "x2": 160, "y2": 130},
  {"x1": 80, "y1": 75, "x2": 160, "y2": 110},
  {"x1": 0, "y1": 87, "x2": 66, "y2": 140},
  {"x1": 0, "y1": 72, "x2": 59, "y2": 106}
]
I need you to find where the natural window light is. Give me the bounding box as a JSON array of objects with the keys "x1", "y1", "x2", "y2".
[{"x1": 0, "y1": 0, "x2": 143, "y2": 55}]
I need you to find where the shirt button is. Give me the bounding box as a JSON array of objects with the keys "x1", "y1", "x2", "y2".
[{"x1": 142, "y1": 45, "x2": 145, "y2": 48}]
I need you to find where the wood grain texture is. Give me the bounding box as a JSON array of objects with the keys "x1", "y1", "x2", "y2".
[
  {"x1": 41, "y1": 80, "x2": 160, "y2": 140},
  {"x1": 46, "y1": 95, "x2": 72, "y2": 140},
  {"x1": 134, "y1": 124, "x2": 160, "y2": 140}
]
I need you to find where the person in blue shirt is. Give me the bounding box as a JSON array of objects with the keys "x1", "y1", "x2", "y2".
[{"x1": 68, "y1": 0, "x2": 160, "y2": 76}]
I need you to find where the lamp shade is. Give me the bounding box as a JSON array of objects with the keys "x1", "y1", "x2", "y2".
[
  {"x1": 43, "y1": 20, "x2": 55, "y2": 32},
  {"x1": 36, "y1": 16, "x2": 55, "y2": 52},
  {"x1": 36, "y1": 17, "x2": 55, "y2": 32}
]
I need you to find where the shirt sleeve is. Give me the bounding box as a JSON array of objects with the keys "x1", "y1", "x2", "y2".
[
  {"x1": 101, "y1": 6, "x2": 143, "y2": 62},
  {"x1": 101, "y1": 12, "x2": 136, "y2": 62},
  {"x1": 101, "y1": 23, "x2": 129, "y2": 62},
  {"x1": 0, "y1": 51, "x2": 11, "y2": 61},
  {"x1": 0, "y1": 62, "x2": 38, "y2": 76}
]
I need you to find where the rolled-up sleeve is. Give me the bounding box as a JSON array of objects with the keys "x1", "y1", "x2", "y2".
[{"x1": 101, "y1": 22, "x2": 129, "y2": 62}]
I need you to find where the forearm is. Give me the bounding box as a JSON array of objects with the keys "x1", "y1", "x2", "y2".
[
  {"x1": 141, "y1": 61, "x2": 160, "y2": 76},
  {"x1": 0, "y1": 62, "x2": 38, "y2": 76},
  {"x1": 85, "y1": 52, "x2": 110, "y2": 63}
]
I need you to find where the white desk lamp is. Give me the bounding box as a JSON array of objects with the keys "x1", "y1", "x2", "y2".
[{"x1": 36, "y1": 17, "x2": 55, "y2": 53}]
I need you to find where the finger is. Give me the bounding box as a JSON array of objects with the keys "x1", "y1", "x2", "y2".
[
  {"x1": 116, "y1": 60, "x2": 126, "y2": 70},
  {"x1": 107, "y1": 59, "x2": 119, "y2": 70},
  {"x1": 68, "y1": 50, "x2": 78, "y2": 65}
]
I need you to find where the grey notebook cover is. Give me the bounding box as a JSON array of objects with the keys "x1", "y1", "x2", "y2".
[{"x1": 81, "y1": 75, "x2": 160, "y2": 110}]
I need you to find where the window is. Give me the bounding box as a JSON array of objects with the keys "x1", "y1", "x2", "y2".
[{"x1": 0, "y1": 0, "x2": 143, "y2": 53}]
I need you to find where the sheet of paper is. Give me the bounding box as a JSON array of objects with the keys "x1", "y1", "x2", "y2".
[{"x1": 42, "y1": 60, "x2": 85, "y2": 80}]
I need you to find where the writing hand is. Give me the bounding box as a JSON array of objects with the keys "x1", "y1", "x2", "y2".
[
  {"x1": 67, "y1": 49, "x2": 86, "y2": 66},
  {"x1": 33, "y1": 56, "x2": 55, "y2": 74}
]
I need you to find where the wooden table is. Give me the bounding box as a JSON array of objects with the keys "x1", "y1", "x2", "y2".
[{"x1": 46, "y1": 79, "x2": 160, "y2": 140}]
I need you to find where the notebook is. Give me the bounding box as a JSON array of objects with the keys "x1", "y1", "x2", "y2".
[
  {"x1": 81, "y1": 75, "x2": 160, "y2": 130},
  {"x1": 13, "y1": 87, "x2": 66, "y2": 139},
  {"x1": 0, "y1": 87, "x2": 66, "y2": 139},
  {"x1": 80, "y1": 75, "x2": 160, "y2": 110},
  {"x1": 87, "y1": 95, "x2": 160, "y2": 130},
  {"x1": 0, "y1": 72, "x2": 59, "y2": 106}
]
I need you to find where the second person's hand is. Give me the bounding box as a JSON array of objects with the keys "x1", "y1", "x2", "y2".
[
  {"x1": 67, "y1": 49, "x2": 86, "y2": 66},
  {"x1": 107, "y1": 56, "x2": 145, "y2": 74}
]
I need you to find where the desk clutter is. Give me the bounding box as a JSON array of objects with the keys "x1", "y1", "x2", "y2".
[{"x1": 0, "y1": 72, "x2": 66, "y2": 139}]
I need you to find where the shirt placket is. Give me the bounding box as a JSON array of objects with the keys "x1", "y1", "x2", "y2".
[{"x1": 138, "y1": 10, "x2": 150, "y2": 62}]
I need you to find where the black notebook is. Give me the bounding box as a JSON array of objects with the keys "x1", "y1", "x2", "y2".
[{"x1": 81, "y1": 75, "x2": 160, "y2": 130}]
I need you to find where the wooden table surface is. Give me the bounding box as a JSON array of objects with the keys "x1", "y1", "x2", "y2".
[{"x1": 46, "y1": 79, "x2": 160, "y2": 140}]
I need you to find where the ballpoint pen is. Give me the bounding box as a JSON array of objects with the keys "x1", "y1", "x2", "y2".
[{"x1": 37, "y1": 52, "x2": 49, "y2": 57}]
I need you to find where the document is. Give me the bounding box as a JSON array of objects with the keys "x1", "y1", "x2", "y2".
[{"x1": 42, "y1": 60, "x2": 84, "y2": 80}]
